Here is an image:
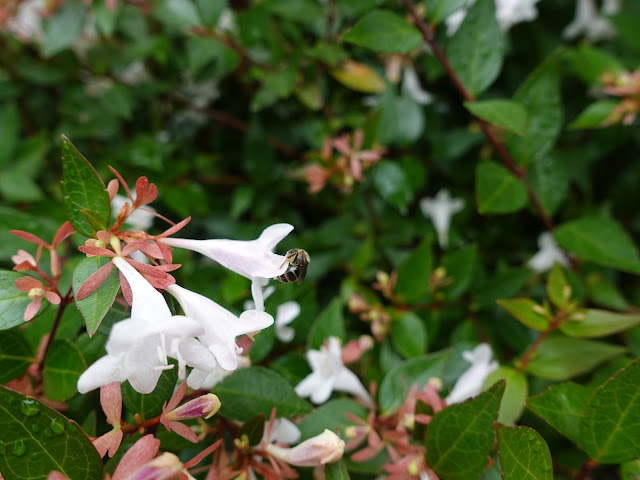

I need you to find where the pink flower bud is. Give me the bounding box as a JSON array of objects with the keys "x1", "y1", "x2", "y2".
[
  {"x1": 129, "y1": 452, "x2": 183, "y2": 480},
  {"x1": 164, "y1": 394, "x2": 221, "y2": 421},
  {"x1": 266, "y1": 429, "x2": 345, "y2": 467}
]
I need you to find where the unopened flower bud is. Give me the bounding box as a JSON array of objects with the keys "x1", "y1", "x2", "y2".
[
  {"x1": 266, "y1": 429, "x2": 345, "y2": 467},
  {"x1": 165, "y1": 394, "x2": 221, "y2": 421},
  {"x1": 130, "y1": 452, "x2": 183, "y2": 480}
]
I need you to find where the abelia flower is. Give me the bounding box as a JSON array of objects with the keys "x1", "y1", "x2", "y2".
[
  {"x1": 92, "y1": 382, "x2": 124, "y2": 458},
  {"x1": 77, "y1": 257, "x2": 215, "y2": 394},
  {"x1": 527, "y1": 232, "x2": 570, "y2": 273},
  {"x1": 245, "y1": 285, "x2": 299, "y2": 343},
  {"x1": 109, "y1": 435, "x2": 160, "y2": 480},
  {"x1": 445, "y1": 343, "x2": 499, "y2": 405},
  {"x1": 187, "y1": 355, "x2": 251, "y2": 390},
  {"x1": 446, "y1": 0, "x2": 540, "y2": 35},
  {"x1": 266, "y1": 429, "x2": 345, "y2": 467},
  {"x1": 419, "y1": 189, "x2": 464, "y2": 249},
  {"x1": 563, "y1": 0, "x2": 620, "y2": 42},
  {"x1": 11, "y1": 249, "x2": 37, "y2": 272},
  {"x1": 296, "y1": 337, "x2": 374, "y2": 408},
  {"x1": 14, "y1": 276, "x2": 61, "y2": 321},
  {"x1": 402, "y1": 66, "x2": 433, "y2": 105}
]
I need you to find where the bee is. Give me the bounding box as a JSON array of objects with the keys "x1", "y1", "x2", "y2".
[{"x1": 276, "y1": 248, "x2": 310, "y2": 284}]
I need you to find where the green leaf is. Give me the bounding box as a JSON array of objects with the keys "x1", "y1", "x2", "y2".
[
  {"x1": 475, "y1": 162, "x2": 528, "y2": 214},
  {"x1": 580, "y1": 358, "x2": 640, "y2": 463},
  {"x1": 378, "y1": 350, "x2": 450, "y2": 414},
  {"x1": 424, "y1": 0, "x2": 468, "y2": 24},
  {"x1": 238, "y1": 415, "x2": 266, "y2": 446},
  {"x1": 262, "y1": 0, "x2": 323, "y2": 24},
  {"x1": 72, "y1": 257, "x2": 121, "y2": 336},
  {"x1": 464, "y1": 100, "x2": 527, "y2": 135},
  {"x1": 42, "y1": 339, "x2": 86, "y2": 402},
  {"x1": 506, "y1": 56, "x2": 562, "y2": 166},
  {"x1": 561, "y1": 309, "x2": 640, "y2": 338},
  {"x1": 527, "y1": 382, "x2": 591, "y2": 447},
  {"x1": 569, "y1": 100, "x2": 617, "y2": 130},
  {"x1": 440, "y1": 244, "x2": 477, "y2": 300},
  {"x1": 41, "y1": 0, "x2": 87, "y2": 57},
  {"x1": 0, "y1": 270, "x2": 32, "y2": 330},
  {"x1": 121, "y1": 365, "x2": 178, "y2": 421},
  {"x1": 472, "y1": 267, "x2": 531, "y2": 309},
  {"x1": 565, "y1": 45, "x2": 624, "y2": 85},
  {"x1": 426, "y1": 381, "x2": 505, "y2": 480},
  {"x1": 298, "y1": 398, "x2": 367, "y2": 441},
  {"x1": 195, "y1": 0, "x2": 225, "y2": 27},
  {"x1": 485, "y1": 367, "x2": 528, "y2": 425},
  {"x1": 554, "y1": 216, "x2": 640, "y2": 274},
  {"x1": 154, "y1": 0, "x2": 202, "y2": 28},
  {"x1": 497, "y1": 425, "x2": 553, "y2": 480},
  {"x1": 61, "y1": 135, "x2": 111, "y2": 238},
  {"x1": 0, "y1": 329, "x2": 34, "y2": 383},
  {"x1": 307, "y1": 298, "x2": 345, "y2": 350},
  {"x1": 265, "y1": 65, "x2": 297, "y2": 98},
  {"x1": 622, "y1": 459, "x2": 640, "y2": 480},
  {"x1": 0, "y1": 385, "x2": 103, "y2": 480},
  {"x1": 497, "y1": 298, "x2": 549, "y2": 331},
  {"x1": 546, "y1": 262, "x2": 570, "y2": 309},
  {"x1": 0, "y1": 102, "x2": 20, "y2": 163},
  {"x1": 215, "y1": 367, "x2": 312, "y2": 421},
  {"x1": 342, "y1": 10, "x2": 423, "y2": 54},
  {"x1": 446, "y1": 0, "x2": 505, "y2": 97},
  {"x1": 326, "y1": 460, "x2": 350, "y2": 480},
  {"x1": 395, "y1": 237, "x2": 433, "y2": 304},
  {"x1": 372, "y1": 160, "x2": 414, "y2": 215},
  {"x1": 524, "y1": 336, "x2": 625, "y2": 380},
  {"x1": 527, "y1": 154, "x2": 569, "y2": 217},
  {"x1": 391, "y1": 312, "x2": 427, "y2": 358}
]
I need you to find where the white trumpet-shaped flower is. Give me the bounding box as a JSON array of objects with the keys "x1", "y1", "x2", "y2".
[
  {"x1": 77, "y1": 257, "x2": 216, "y2": 394},
  {"x1": 563, "y1": 0, "x2": 620, "y2": 42},
  {"x1": 296, "y1": 337, "x2": 373, "y2": 408},
  {"x1": 162, "y1": 224, "x2": 293, "y2": 311},
  {"x1": 527, "y1": 232, "x2": 570, "y2": 273},
  {"x1": 446, "y1": 0, "x2": 540, "y2": 36},
  {"x1": 166, "y1": 284, "x2": 273, "y2": 372},
  {"x1": 245, "y1": 286, "x2": 300, "y2": 343},
  {"x1": 187, "y1": 355, "x2": 251, "y2": 390},
  {"x1": 266, "y1": 429, "x2": 345, "y2": 467},
  {"x1": 419, "y1": 189, "x2": 465, "y2": 248},
  {"x1": 446, "y1": 343, "x2": 499, "y2": 405}
]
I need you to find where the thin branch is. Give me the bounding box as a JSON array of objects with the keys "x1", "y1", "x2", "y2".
[{"x1": 38, "y1": 286, "x2": 74, "y2": 375}]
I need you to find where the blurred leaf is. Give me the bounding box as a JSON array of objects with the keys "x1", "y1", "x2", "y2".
[
  {"x1": 342, "y1": 10, "x2": 422, "y2": 54},
  {"x1": 524, "y1": 336, "x2": 625, "y2": 380},
  {"x1": 41, "y1": 0, "x2": 87, "y2": 57},
  {"x1": 61, "y1": 136, "x2": 111, "y2": 237},
  {"x1": 121, "y1": 364, "x2": 178, "y2": 421},
  {"x1": 580, "y1": 358, "x2": 640, "y2": 463},
  {"x1": 565, "y1": 45, "x2": 623, "y2": 85},
  {"x1": 586, "y1": 274, "x2": 629, "y2": 311},
  {"x1": 196, "y1": 0, "x2": 226, "y2": 27},
  {"x1": 485, "y1": 367, "x2": 528, "y2": 425},
  {"x1": 569, "y1": 100, "x2": 617, "y2": 130},
  {"x1": 378, "y1": 350, "x2": 450, "y2": 414},
  {"x1": 561, "y1": 309, "x2": 640, "y2": 339},
  {"x1": 426, "y1": 381, "x2": 505, "y2": 480},
  {"x1": 395, "y1": 237, "x2": 432, "y2": 304},
  {"x1": 307, "y1": 298, "x2": 345, "y2": 350},
  {"x1": 372, "y1": 160, "x2": 413, "y2": 214},
  {"x1": 472, "y1": 267, "x2": 531, "y2": 309},
  {"x1": 424, "y1": 0, "x2": 468, "y2": 24},
  {"x1": 93, "y1": 0, "x2": 119, "y2": 36},
  {"x1": 238, "y1": 414, "x2": 265, "y2": 446},
  {"x1": 553, "y1": 216, "x2": 640, "y2": 274},
  {"x1": 391, "y1": 312, "x2": 427, "y2": 358},
  {"x1": 326, "y1": 460, "x2": 350, "y2": 480},
  {"x1": 0, "y1": 102, "x2": 19, "y2": 163},
  {"x1": 298, "y1": 398, "x2": 367, "y2": 441},
  {"x1": 330, "y1": 61, "x2": 386, "y2": 93},
  {"x1": 475, "y1": 162, "x2": 528, "y2": 214},
  {"x1": 527, "y1": 154, "x2": 568, "y2": 217},
  {"x1": 265, "y1": 65, "x2": 297, "y2": 98},
  {"x1": 0, "y1": 329, "x2": 34, "y2": 383},
  {"x1": 622, "y1": 460, "x2": 640, "y2": 480},
  {"x1": 440, "y1": 244, "x2": 477, "y2": 300},
  {"x1": 527, "y1": 382, "x2": 590, "y2": 447},
  {"x1": 497, "y1": 425, "x2": 553, "y2": 480},
  {"x1": 0, "y1": 270, "x2": 32, "y2": 330},
  {"x1": 154, "y1": 0, "x2": 202, "y2": 29},
  {"x1": 72, "y1": 257, "x2": 121, "y2": 337},
  {"x1": 395, "y1": 95, "x2": 426, "y2": 144},
  {"x1": 497, "y1": 298, "x2": 549, "y2": 332},
  {"x1": 42, "y1": 339, "x2": 86, "y2": 402},
  {"x1": 546, "y1": 263, "x2": 569, "y2": 309},
  {"x1": 464, "y1": 100, "x2": 527, "y2": 135},
  {"x1": 446, "y1": 0, "x2": 505, "y2": 97},
  {"x1": 262, "y1": 0, "x2": 323, "y2": 23},
  {"x1": 216, "y1": 367, "x2": 312, "y2": 421}
]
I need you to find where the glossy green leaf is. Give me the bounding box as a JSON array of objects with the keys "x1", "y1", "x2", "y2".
[
  {"x1": 554, "y1": 216, "x2": 640, "y2": 274},
  {"x1": 0, "y1": 329, "x2": 34, "y2": 383},
  {"x1": 42, "y1": 339, "x2": 86, "y2": 402},
  {"x1": 424, "y1": 0, "x2": 468, "y2": 24},
  {"x1": 307, "y1": 298, "x2": 345, "y2": 350},
  {"x1": 524, "y1": 336, "x2": 625, "y2": 380},
  {"x1": 464, "y1": 100, "x2": 527, "y2": 135},
  {"x1": 565, "y1": 45, "x2": 623, "y2": 85},
  {"x1": 580, "y1": 358, "x2": 640, "y2": 463},
  {"x1": 121, "y1": 365, "x2": 178, "y2": 421},
  {"x1": 569, "y1": 100, "x2": 617, "y2": 130},
  {"x1": 497, "y1": 425, "x2": 553, "y2": 480},
  {"x1": 325, "y1": 460, "x2": 350, "y2": 480},
  {"x1": 440, "y1": 244, "x2": 477, "y2": 300},
  {"x1": 476, "y1": 162, "x2": 528, "y2": 214},
  {"x1": 298, "y1": 398, "x2": 367, "y2": 441},
  {"x1": 485, "y1": 366, "x2": 528, "y2": 425},
  {"x1": 72, "y1": 256, "x2": 121, "y2": 336},
  {"x1": 395, "y1": 237, "x2": 432, "y2": 304},
  {"x1": 426, "y1": 381, "x2": 505, "y2": 480},
  {"x1": 41, "y1": 0, "x2": 87, "y2": 57},
  {"x1": 497, "y1": 298, "x2": 549, "y2": 331},
  {"x1": 0, "y1": 270, "x2": 32, "y2": 330},
  {"x1": 0, "y1": 385, "x2": 103, "y2": 480},
  {"x1": 216, "y1": 367, "x2": 312, "y2": 421},
  {"x1": 238, "y1": 414, "x2": 266, "y2": 446},
  {"x1": 61, "y1": 135, "x2": 111, "y2": 238},
  {"x1": 372, "y1": 160, "x2": 413, "y2": 215},
  {"x1": 561, "y1": 309, "x2": 640, "y2": 338},
  {"x1": 472, "y1": 267, "x2": 531, "y2": 309},
  {"x1": 546, "y1": 263, "x2": 570, "y2": 309},
  {"x1": 342, "y1": 10, "x2": 422, "y2": 54},
  {"x1": 379, "y1": 350, "x2": 450, "y2": 414},
  {"x1": 527, "y1": 154, "x2": 569, "y2": 217},
  {"x1": 391, "y1": 312, "x2": 427, "y2": 358},
  {"x1": 526, "y1": 382, "x2": 591, "y2": 447},
  {"x1": 446, "y1": 0, "x2": 505, "y2": 97}
]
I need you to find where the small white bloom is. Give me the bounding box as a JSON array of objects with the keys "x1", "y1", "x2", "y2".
[
  {"x1": 6, "y1": 0, "x2": 45, "y2": 42},
  {"x1": 111, "y1": 194, "x2": 156, "y2": 231},
  {"x1": 402, "y1": 66, "x2": 433, "y2": 105},
  {"x1": 563, "y1": 0, "x2": 620, "y2": 42},
  {"x1": 187, "y1": 355, "x2": 250, "y2": 390},
  {"x1": 527, "y1": 232, "x2": 570, "y2": 273},
  {"x1": 446, "y1": 343, "x2": 499, "y2": 405},
  {"x1": 419, "y1": 189, "x2": 464, "y2": 248},
  {"x1": 275, "y1": 301, "x2": 300, "y2": 342},
  {"x1": 266, "y1": 429, "x2": 345, "y2": 467},
  {"x1": 117, "y1": 61, "x2": 150, "y2": 86},
  {"x1": 262, "y1": 418, "x2": 301, "y2": 445},
  {"x1": 446, "y1": 0, "x2": 541, "y2": 35},
  {"x1": 77, "y1": 257, "x2": 215, "y2": 394},
  {"x1": 296, "y1": 337, "x2": 373, "y2": 408},
  {"x1": 166, "y1": 284, "x2": 273, "y2": 371}
]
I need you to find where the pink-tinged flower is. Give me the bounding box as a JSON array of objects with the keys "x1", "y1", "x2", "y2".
[
  {"x1": 14, "y1": 276, "x2": 61, "y2": 321},
  {"x1": 162, "y1": 224, "x2": 293, "y2": 311},
  {"x1": 419, "y1": 189, "x2": 465, "y2": 249},
  {"x1": 527, "y1": 232, "x2": 570, "y2": 273},
  {"x1": 296, "y1": 337, "x2": 374, "y2": 408},
  {"x1": 12, "y1": 249, "x2": 37, "y2": 272},
  {"x1": 332, "y1": 130, "x2": 384, "y2": 183},
  {"x1": 128, "y1": 453, "x2": 184, "y2": 480},
  {"x1": 342, "y1": 335, "x2": 374, "y2": 365},
  {"x1": 166, "y1": 284, "x2": 273, "y2": 371},
  {"x1": 110, "y1": 435, "x2": 160, "y2": 480},
  {"x1": 93, "y1": 382, "x2": 124, "y2": 458},
  {"x1": 446, "y1": 343, "x2": 499, "y2": 405},
  {"x1": 266, "y1": 429, "x2": 345, "y2": 467},
  {"x1": 77, "y1": 257, "x2": 215, "y2": 394}
]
